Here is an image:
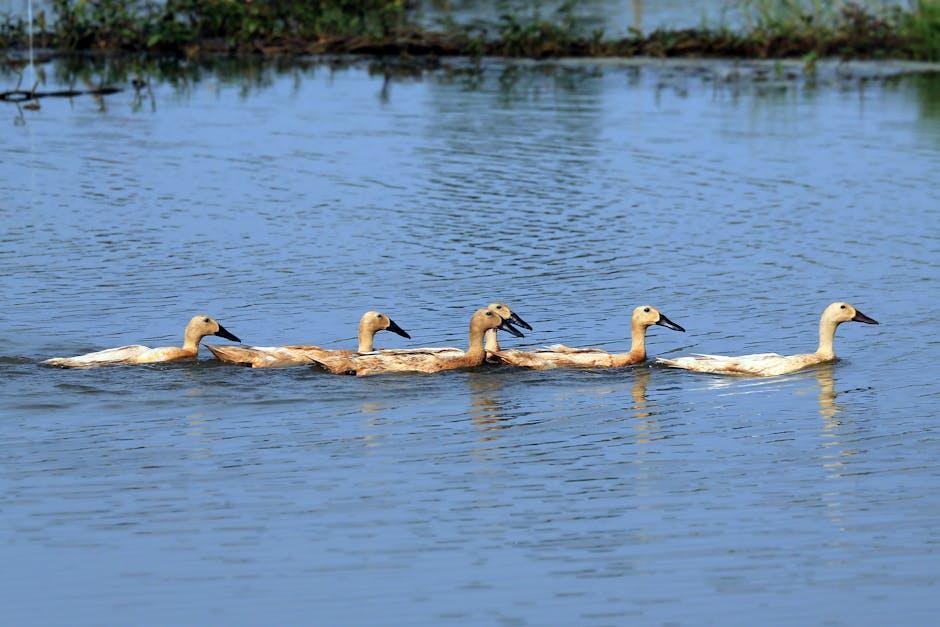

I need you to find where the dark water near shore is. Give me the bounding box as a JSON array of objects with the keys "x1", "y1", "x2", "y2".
[{"x1": 2, "y1": 57, "x2": 939, "y2": 625}]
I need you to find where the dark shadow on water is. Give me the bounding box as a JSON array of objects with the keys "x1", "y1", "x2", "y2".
[
  {"x1": 4, "y1": 53, "x2": 938, "y2": 127},
  {"x1": 912, "y1": 73, "x2": 940, "y2": 134},
  {"x1": 1, "y1": 54, "x2": 613, "y2": 128}
]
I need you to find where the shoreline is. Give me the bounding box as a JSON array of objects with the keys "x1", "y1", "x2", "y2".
[
  {"x1": 2, "y1": 31, "x2": 938, "y2": 63},
  {"x1": 3, "y1": 49, "x2": 940, "y2": 80}
]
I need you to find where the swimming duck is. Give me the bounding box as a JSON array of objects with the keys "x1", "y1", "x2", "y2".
[
  {"x1": 310, "y1": 308, "x2": 525, "y2": 376},
  {"x1": 206, "y1": 311, "x2": 410, "y2": 368},
  {"x1": 490, "y1": 306, "x2": 684, "y2": 369},
  {"x1": 43, "y1": 315, "x2": 241, "y2": 368},
  {"x1": 656, "y1": 302, "x2": 878, "y2": 376}
]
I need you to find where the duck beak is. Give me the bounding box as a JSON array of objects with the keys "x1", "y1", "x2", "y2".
[
  {"x1": 498, "y1": 318, "x2": 525, "y2": 338},
  {"x1": 509, "y1": 311, "x2": 533, "y2": 331},
  {"x1": 851, "y1": 310, "x2": 879, "y2": 325},
  {"x1": 655, "y1": 314, "x2": 685, "y2": 332},
  {"x1": 386, "y1": 318, "x2": 411, "y2": 339},
  {"x1": 214, "y1": 324, "x2": 241, "y2": 342}
]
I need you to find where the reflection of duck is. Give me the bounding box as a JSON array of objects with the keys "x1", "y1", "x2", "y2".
[
  {"x1": 468, "y1": 372, "x2": 508, "y2": 441},
  {"x1": 658, "y1": 302, "x2": 878, "y2": 376},
  {"x1": 491, "y1": 306, "x2": 684, "y2": 369},
  {"x1": 815, "y1": 362, "x2": 843, "y2": 427},
  {"x1": 43, "y1": 315, "x2": 240, "y2": 367},
  {"x1": 207, "y1": 311, "x2": 410, "y2": 368},
  {"x1": 814, "y1": 362, "x2": 855, "y2": 528},
  {"x1": 631, "y1": 367, "x2": 651, "y2": 419},
  {"x1": 630, "y1": 367, "x2": 658, "y2": 444},
  {"x1": 310, "y1": 308, "x2": 524, "y2": 376}
]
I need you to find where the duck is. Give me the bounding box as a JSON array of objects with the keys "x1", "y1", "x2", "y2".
[
  {"x1": 489, "y1": 306, "x2": 685, "y2": 369},
  {"x1": 43, "y1": 315, "x2": 241, "y2": 368},
  {"x1": 656, "y1": 302, "x2": 878, "y2": 376},
  {"x1": 205, "y1": 311, "x2": 410, "y2": 368},
  {"x1": 309, "y1": 308, "x2": 525, "y2": 376}
]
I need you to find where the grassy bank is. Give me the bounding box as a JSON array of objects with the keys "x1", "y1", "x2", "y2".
[{"x1": 1, "y1": 1, "x2": 939, "y2": 62}]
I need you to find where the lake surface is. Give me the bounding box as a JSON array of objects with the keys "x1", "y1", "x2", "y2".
[{"x1": 2, "y1": 56, "x2": 939, "y2": 625}]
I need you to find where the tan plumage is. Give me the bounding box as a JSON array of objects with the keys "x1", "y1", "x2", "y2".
[
  {"x1": 656, "y1": 302, "x2": 878, "y2": 376},
  {"x1": 205, "y1": 311, "x2": 410, "y2": 368},
  {"x1": 43, "y1": 315, "x2": 241, "y2": 368},
  {"x1": 309, "y1": 308, "x2": 525, "y2": 376},
  {"x1": 490, "y1": 305, "x2": 684, "y2": 370}
]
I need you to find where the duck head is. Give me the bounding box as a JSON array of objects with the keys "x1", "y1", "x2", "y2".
[
  {"x1": 472, "y1": 308, "x2": 525, "y2": 338},
  {"x1": 487, "y1": 302, "x2": 532, "y2": 330},
  {"x1": 633, "y1": 305, "x2": 685, "y2": 332},
  {"x1": 362, "y1": 311, "x2": 411, "y2": 339},
  {"x1": 824, "y1": 302, "x2": 879, "y2": 326},
  {"x1": 187, "y1": 315, "x2": 240, "y2": 343}
]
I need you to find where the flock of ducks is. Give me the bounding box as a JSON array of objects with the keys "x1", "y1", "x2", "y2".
[{"x1": 42, "y1": 302, "x2": 879, "y2": 377}]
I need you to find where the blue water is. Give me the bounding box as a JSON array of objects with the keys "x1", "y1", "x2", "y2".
[{"x1": 1, "y1": 57, "x2": 939, "y2": 625}]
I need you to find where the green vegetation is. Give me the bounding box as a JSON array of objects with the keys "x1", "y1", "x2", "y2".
[
  {"x1": 2, "y1": 0, "x2": 410, "y2": 52},
  {"x1": 903, "y1": 0, "x2": 940, "y2": 60},
  {"x1": 1, "y1": 0, "x2": 939, "y2": 61},
  {"x1": 735, "y1": 0, "x2": 940, "y2": 61}
]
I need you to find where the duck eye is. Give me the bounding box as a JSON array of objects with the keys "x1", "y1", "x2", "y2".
[
  {"x1": 496, "y1": 305, "x2": 503, "y2": 309},
  {"x1": 376, "y1": 314, "x2": 383, "y2": 319},
  {"x1": 643, "y1": 307, "x2": 650, "y2": 313},
  {"x1": 840, "y1": 305, "x2": 846, "y2": 309},
  {"x1": 486, "y1": 312, "x2": 493, "y2": 316},
  {"x1": 203, "y1": 317, "x2": 210, "y2": 322}
]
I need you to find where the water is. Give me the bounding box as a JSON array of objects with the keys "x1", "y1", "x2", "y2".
[{"x1": 2, "y1": 57, "x2": 939, "y2": 625}]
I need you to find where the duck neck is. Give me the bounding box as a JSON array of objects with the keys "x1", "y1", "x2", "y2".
[
  {"x1": 466, "y1": 324, "x2": 488, "y2": 364},
  {"x1": 357, "y1": 324, "x2": 375, "y2": 353},
  {"x1": 484, "y1": 329, "x2": 499, "y2": 352},
  {"x1": 629, "y1": 320, "x2": 648, "y2": 359},
  {"x1": 816, "y1": 317, "x2": 839, "y2": 359},
  {"x1": 181, "y1": 328, "x2": 203, "y2": 355}
]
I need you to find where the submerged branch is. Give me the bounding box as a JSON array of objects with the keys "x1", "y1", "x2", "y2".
[{"x1": 0, "y1": 86, "x2": 121, "y2": 102}]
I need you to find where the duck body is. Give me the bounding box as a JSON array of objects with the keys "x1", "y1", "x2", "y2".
[
  {"x1": 657, "y1": 352, "x2": 830, "y2": 376},
  {"x1": 657, "y1": 302, "x2": 878, "y2": 377},
  {"x1": 43, "y1": 345, "x2": 198, "y2": 368},
  {"x1": 43, "y1": 315, "x2": 240, "y2": 368},
  {"x1": 490, "y1": 306, "x2": 684, "y2": 370},
  {"x1": 314, "y1": 347, "x2": 471, "y2": 376},
  {"x1": 205, "y1": 344, "x2": 342, "y2": 368},
  {"x1": 310, "y1": 308, "x2": 525, "y2": 376},
  {"x1": 492, "y1": 344, "x2": 642, "y2": 369},
  {"x1": 206, "y1": 311, "x2": 410, "y2": 368}
]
